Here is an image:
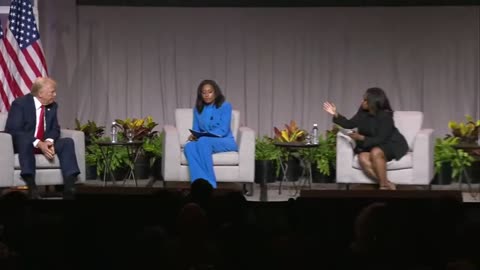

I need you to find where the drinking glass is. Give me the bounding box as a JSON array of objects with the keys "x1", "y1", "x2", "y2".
[
  {"x1": 304, "y1": 134, "x2": 312, "y2": 145},
  {"x1": 126, "y1": 129, "x2": 134, "y2": 143}
]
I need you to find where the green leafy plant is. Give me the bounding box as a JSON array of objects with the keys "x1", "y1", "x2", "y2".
[
  {"x1": 115, "y1": 116, "x2": 158, "y2": 141},
  {"x1": 273, "y1": 120, "x2": 307, "y2": 142},
  {"x1": 434, "y1": 136, "x2": 474, "y2": 181},
  {"x1": 74, "y1": 119, "x2": 105, "y2": 145},
  {"x1": 255, "y1": 136, "x2": 283, "y2": 176},
  {"x1": 298, "y1": 126, "x2": 338, "y2": 176},
  {"x1": 255, "y1": 136, "x2": 282, "y2": 160},
  {"x1": 86, "y1": 136, "x2": 132, "y2": 176},
  {"x1": 320, "y1": 126, "x2": 338, "y2": 175},
  {"x1": 142, "y1": 133, "x2": 163, "y2": 167},
  {"x1": 448, "y1": 114, "x2": 480, "y2": 145}
]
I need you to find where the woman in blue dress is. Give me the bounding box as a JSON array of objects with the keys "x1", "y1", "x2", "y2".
[{"x1": 184, "y1": 80, "x2": 238, "y2": 188}]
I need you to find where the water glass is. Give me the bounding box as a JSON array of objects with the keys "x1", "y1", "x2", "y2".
[
  {"x1": 126, "y1": 129, "x2": 134, "y2": 143},
  {"x1": 304, "y1": 135, "x2": 312, "y2": 145}
]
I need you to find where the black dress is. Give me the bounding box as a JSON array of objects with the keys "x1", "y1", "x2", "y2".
[{"x1": 333, "y1": 109, "x2": 409, "y2": 161}]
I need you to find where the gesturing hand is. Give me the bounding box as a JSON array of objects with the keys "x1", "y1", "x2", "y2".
[{"x1": 323, "y1": 102, "x2": 338, "y2": 117}]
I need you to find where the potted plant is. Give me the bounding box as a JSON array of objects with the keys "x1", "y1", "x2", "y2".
[
  {"x1": 74, "y1": 119, "x2": 105, "y2": 145},
  {"x1": 115, "y1": 116, "x2": 158, "y2": 141},
  {"x1": 273, "y1": 120, "x2": 307, "y2": 143},
  {"x1": 273, "y1": 120, "x2": 307, "y2": 181},
  {"x1": 297, "y1": 127, "x2": 337, "y2": 183},
  {"x1": 75, "y1": 119, "x2": 105, "y2": 180},
  {"x1": 115, "y1": 116, "x2": 159, "y2": 179},
  {"x1": 255, "y1": 136, "x2": 282, "y2": 184},
  {"x1": 313, "y1": 126, "x2": 338, "y2": 182},
  {"x1": 143, "y1": 133, "x2": 163, "y2": 180},
  {"x1": 448, "y1": 115, "x2": 480, "y2": 146},
  {"x1": 434, "y1": 136, "x2": 474, "y2": 184}
]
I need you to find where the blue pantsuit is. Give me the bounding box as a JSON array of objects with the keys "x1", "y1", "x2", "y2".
[{"x1": 184, "y1": 102, "x2": 237, "y2": 188}]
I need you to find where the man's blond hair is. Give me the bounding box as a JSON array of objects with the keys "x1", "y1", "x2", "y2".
[{"x1": 31, "y1": 77, "x2": 56, "y2": 96}]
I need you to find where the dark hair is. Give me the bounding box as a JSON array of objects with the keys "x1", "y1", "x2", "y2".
[
  {"x1": 195, "y1": 79, "x2": 226, "y2": 113},
  {"x1": 364, "y1": 87, "x2": 393, "y2": 114}
]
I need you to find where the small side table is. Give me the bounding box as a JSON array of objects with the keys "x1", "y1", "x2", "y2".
[
  {"x1": 97, "y1": 141, "x2": 143, "y2": 187},
  {"x1": 453, "y1": 144, "x2": 480, "y2": 195},
  {"x1": 273, "y1": 141, "x2": 319, "y2": 196}
]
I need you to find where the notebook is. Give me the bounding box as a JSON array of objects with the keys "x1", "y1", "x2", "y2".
[{"x1": 189, "y1": 129, "x2": 221, "y2": 138}]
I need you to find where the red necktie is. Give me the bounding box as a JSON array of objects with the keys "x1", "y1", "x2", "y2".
[{"x1": 36, "y1": 105, "x2": 45, "y2": 140}]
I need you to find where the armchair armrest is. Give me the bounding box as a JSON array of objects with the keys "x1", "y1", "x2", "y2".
[
  {"x1": 412, "y1": 128, "x2": 434, "y2": 184},
  {"x1": 336, "y1": 132, "x2": 355, "y2": 182},
  {"x1": 60, "y1": 129, "x2": 86, "y2": 182},
  {"x1": 162, "y1": 125, "x2": 181, "y2": 181},
  {"x1": 0, "y1": 132, "x2": 14, "y2": 187},
  {"x1": 237, "y1": 126, "x2": 255, "y2": 182}
]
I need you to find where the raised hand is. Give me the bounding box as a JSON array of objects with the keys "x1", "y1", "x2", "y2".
[{"x1": 323, "y1": 102, "x2": 338, "y2": 117}]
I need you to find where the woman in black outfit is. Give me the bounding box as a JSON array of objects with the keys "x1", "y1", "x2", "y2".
[{"x1": 323, "y1": 87, "x2": 408, "y2": 190}]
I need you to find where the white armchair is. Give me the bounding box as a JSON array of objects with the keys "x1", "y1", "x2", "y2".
[
  {"x1": 162, "y1": 108, "x2": 255, "y2": 193},
  {"x1": 336, "y1": 111, "x2": 434, "y2": 186},
  {"x1": 0, "y1": 112, "x2": 86, "y2": 187}
]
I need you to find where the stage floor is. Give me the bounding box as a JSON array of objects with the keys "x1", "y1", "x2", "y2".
[{"x1": 73, "y1": 179, "x2": 480, "y2": 203}]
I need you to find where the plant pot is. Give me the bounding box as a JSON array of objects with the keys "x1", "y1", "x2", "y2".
[
  {"x1": 134, "y1": 154, "x2": 150, "y2": 180},
  {"x1": 150, "y1": 157, "x2": 163, "y2": 181},
  {"x1": 277, "y1": 156, "x2": 301, "y2": 182},
  {"x1": 432, "y1": 162, "x2": 453, "y2": 185},
  {"x1": 102, "y1": 166, "x2": 129, "y2": 182},
  {"x1": 458, "y1": 136, "x2": 478, "y2": 146},
  {"x1": 255, "y1": 160, "x2": 276, "y2": 184},
  {"x1": 463, "y1": 158, "x2": 480, "y2": 184},
  {"x1": 311, "y1": 163, "x2": 336, "y2": 183},
  {"x1": 86, "y1": 164, "x2": 97, "y2": 180}
]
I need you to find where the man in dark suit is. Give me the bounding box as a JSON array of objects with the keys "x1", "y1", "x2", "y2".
[{"x1": 5, "y1": 77, "x2": 80, "y2": 199}]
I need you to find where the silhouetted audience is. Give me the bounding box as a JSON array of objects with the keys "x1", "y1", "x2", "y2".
[
  {"x1": 187, "y1": 178, "x2": 214, "y2": 211},
  {"x1": 168, "y1": 202, "x2": 219, "y2": 270},
  {"x1": 0, "y1": 186, "x2": 474, "y2": 270}
]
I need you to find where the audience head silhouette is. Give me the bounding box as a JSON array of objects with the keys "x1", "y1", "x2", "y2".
[{"x1": 190, "y1": 178, "x2": 213, "y2": 206}]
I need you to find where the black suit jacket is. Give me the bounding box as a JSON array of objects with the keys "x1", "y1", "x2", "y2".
[
  {"x1": 5, "y1": 93, "x2": 60, "y2": 145},
  {"x1": 333, "y1": 108, "x2": 408, "y2": 160}
]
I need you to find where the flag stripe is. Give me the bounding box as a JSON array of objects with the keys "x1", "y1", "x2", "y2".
[
  {"x1": 22, "y1": 45, "x2": 41, "y2": 78},
  {"x1": 0, "y1": 78, "x2": 10, "y2": 111},
  {"x1": 0, "y1": 46, "x2": 23, "y2": 98},
  {"x1": 32, "y1": 42, "x2": 48, "y2": 75},
  {"x1": 3, "y1": 31, "x2": 33, "y2": 89},
  {"x1": 0, "y1": 77, "x2": 16, "y2": 107},
  {"x1": 6, "y1": 30, "x2": 40, "y2": 88}
]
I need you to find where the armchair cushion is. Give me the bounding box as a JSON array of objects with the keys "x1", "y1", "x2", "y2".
[
  {"x1": 14, "y1": 154, "x2": 61, "y2": 169},
  {"x1": 181, "y1": 151, "x2": 239, "y2": 166},
  {"x1": 352, "y1": 152, "x2": 413, "y2": 170},
  {"x1": 393, "y1": 111, "x2": 423, "y2": 150}
]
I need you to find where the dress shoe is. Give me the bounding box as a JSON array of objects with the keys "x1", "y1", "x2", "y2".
[
  {"x1": 63, "y1": 175, "x2": 77, "y2": 200},
  {"x1": 22, "y1": 175, "x2": 41, "y2": 200}
]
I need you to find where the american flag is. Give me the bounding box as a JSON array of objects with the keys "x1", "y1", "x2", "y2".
[{"x1": 0, "y1": 0, "x2": 48, "y2": 112}]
